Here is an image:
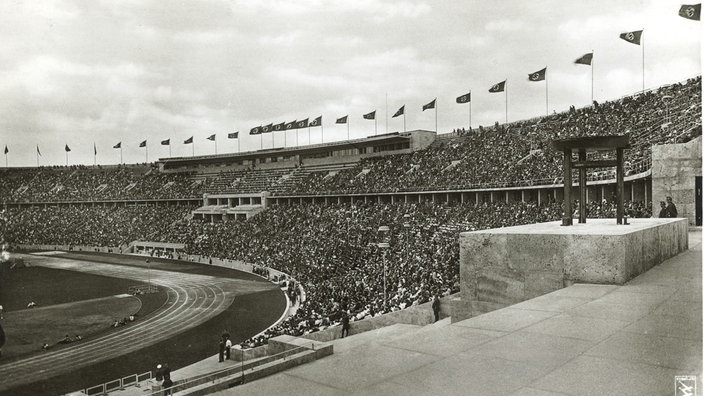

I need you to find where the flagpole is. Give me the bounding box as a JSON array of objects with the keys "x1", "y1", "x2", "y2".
[
  {"x1": 237, "y1": 137, "x2": 240, "y2": 153},
  {"x1": 36, "y1": 148, "x2": 39, "y2": 167},
  {"x1": 385, "y1": 93, "x2": 389, "y2": 134},
  {"x1": 403, "y1": 113, "x2": 406, "y2": 132},
  {"x1": 120, "y1": 146, "x2": 123, "y2": 164},
  {"x1": 308, "y1": 126, "x2": 311, "y2": 145},
  {"x1": 347, "y1": 122, "x2": 350, "y2": 141},
  {"x1": 145, "y1": 143, "x2": 148, "y2": 163},
  {"x1": 545, "y1": 67, "x2": 549, "y2": 116},
  {"x1": 215, "y1": 137, "x2": 218, "y2": 155},
  {"x1": 591, "y1": 50, "x2": 594, "y2": 103},
  {"x1": 94, "y1": 143, "x2": 97, "y2": 166},
  {"x1": 169, "y1": 144, "x2": 172, "y2": 157},
  {"x1": 505, "y1": 80, "x2": 508, "y2": 123},
  {"x1": 321, "y1": 124, "x2": 324, "y2": 143},
  {"x1": 435, "y1": 100, "x2": 438, "y2": 133},
  {"x1": 192, "y1": 141, "x2": 194, "y2": 157},
  {"x1": 66, "y1": 150, "x2": 68, "y2": 166},
  {"x1": 469, "y1": 90, "x2": 472, "y2": 130},
  {"x1": 641, "y1": 28, "x2": 645, "y2": 93}
]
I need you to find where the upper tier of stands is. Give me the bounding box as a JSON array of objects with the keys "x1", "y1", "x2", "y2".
[{"x1": 1, "y1": 76, "x2": 700, "y2": 203}]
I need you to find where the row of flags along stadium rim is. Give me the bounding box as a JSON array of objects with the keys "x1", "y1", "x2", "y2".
[{"x1": 1, "y1": 4, "x2": 699, "y2": 162}]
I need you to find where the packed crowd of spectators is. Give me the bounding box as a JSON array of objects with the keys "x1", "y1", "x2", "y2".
[
  {"x1": 284, "y1": 76, "x2": 701, "y2": 195},
  {"x1": 0, "y1": 164, "x2": 205, "y2": 203},
  {"x1": 4, "y1": 205, "x2": 195, "y2": 248}
]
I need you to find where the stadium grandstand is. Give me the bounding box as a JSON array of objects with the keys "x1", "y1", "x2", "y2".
[{"x1": 2, "y1": 75, "x2": 701, "y2": 342}]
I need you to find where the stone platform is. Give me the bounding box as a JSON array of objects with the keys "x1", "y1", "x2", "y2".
[{"x1": 457, "y1": 218, "x2": 688, "y2": 319}]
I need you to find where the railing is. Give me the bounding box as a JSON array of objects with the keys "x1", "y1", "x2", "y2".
[
  {"x1": 81, "y1": 371, "x2": 152, "y2": 396},
  {"x1": 140, "y1": 345, "x2": 310, "y2": 396}
]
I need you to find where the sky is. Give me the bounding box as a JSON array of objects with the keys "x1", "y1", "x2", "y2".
[{"x1": 0, "y1": 0, "x2": 701, "y2": 167}]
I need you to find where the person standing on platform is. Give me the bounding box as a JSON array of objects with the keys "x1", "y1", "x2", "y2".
[
  {"x1": 658, "y1": 201, "x2": 668, "y2": 218},
  {"x1": 432, "y1": 294, "x2": 441, "y2": 322},
  {"x1": 341, "y1": 311, "x2": 350, "y2": 338},
  {"x1": 225, "y1": 336, "x2": 232, "y2": 360},
  {"x1": 665, "y1": 196, "x2": 678, "y2": 218},
  {"x1": 218, "y1": 337, "x2": 225, "y2": 362}
]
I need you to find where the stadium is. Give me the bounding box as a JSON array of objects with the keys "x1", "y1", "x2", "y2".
[{"x1": 0, "y1": 1, "x2": 702, "y2": 395}]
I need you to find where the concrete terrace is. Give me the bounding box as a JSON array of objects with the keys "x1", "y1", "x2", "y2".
[{"x1": 209, "y1": 230, "x2": 702, "y2": 396}]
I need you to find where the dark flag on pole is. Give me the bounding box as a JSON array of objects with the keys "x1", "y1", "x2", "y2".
[
  {"x1": 456, "y1": 93, "x2": 471, "y2": 104},
  {"x1": 285, "y1": 120, "x2": 296, "y2": 130},
  {"x1": 3, "y1": 145, "x2": 7, "y2": 154},
  {"x1": 184, "y1": 136, "x2": 193, "y2": 144},
  {"x1": 422, "y1": 99, "x2": 436, "y2": 111},
  {"x1": 489, "y1": 81, "x2": 506, "y2": 93},
  {"x1": 228, "y1": 132, "x2": 239, "y2": 139},
  {"x1": 679, "y1": 4, "x2": 701, "y2": 20},
  {"x1": 295, "y1": 118, "x2": 309, "y2": 129},
  {"x1": 113, "y1": 142, "x2": 121, "y2": 149},
  {"x1": 575, "y1": 53, "x2": 593, "y2": 65},
  {"x1": 619, "y1": 30, "x2": 643, "y2": 45},
  {"x1": 363, "y1": 111, "x2": 376, "y2": 120},
  {"x1": 528, "y1": 67, "x2": 547, "y2": 82},
  {"x1": 37, "y1": 145, "x2": 41, "y2": 156},
  {"x1": 207, "y1": 134, "x2": 216, "y2": 140},
  {"x1": 310, "y1": 116, "x2": 322, "y2": 127},
  {"x1": 261, "y1": 124, "x2": 273, "y2": 133},
  {"x1": 336, "y1": 115, "x2": 348, "y2": 124},
  {"x1": 65, "y1": 144, "x2": 71, "y2": 152},
  {"x1": 139, "y1": 140, "x2": 147, "y2": 147},
  {"x1": 273, "y1": 122, "x2": 285, "y2": 131},
  {"x1": 392, "y1": 105, "x2": 405, "y2": 118},
  {"x1": 161, "y1": 139, "x2": 170, "y2": 145},
  {"x1": 94, "y1": 143, "x2": 97, "y2": 155},
  {"x1": 249, "y1": 126, "x2": 262, "y2": 135}
]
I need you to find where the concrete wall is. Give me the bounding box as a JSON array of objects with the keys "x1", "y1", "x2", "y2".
[
  {"x1": 302, "y1": 294, "x2": 453, "y2": 343},
  {"x1": 457, "y1": 218, "x2": 688, "y2": 320},
  {"x1": 652, "y1": 136, "x2": 702, "y2": 225}
]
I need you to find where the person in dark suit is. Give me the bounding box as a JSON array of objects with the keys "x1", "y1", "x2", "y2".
[
  {"x1": 658, "y1": 201, "x2": 668, "y2": 218},
  {"x1": 666, "y1": 196, "x2": 678, "y2": 217}
]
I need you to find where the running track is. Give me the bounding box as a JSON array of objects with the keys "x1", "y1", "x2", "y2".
[{"x1": 0, "y1": 253, "x2": 277, "y2": 392}]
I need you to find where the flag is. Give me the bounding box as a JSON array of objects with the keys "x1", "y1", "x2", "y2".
[
  {"x1": 139, "y1": 140, "x2": 147, "y2": 148},
  {"x1": 261, "y1": 124, "x2": 273, "y2": 133},
  {"x1": 363, "y1": 111, "x2": 376, "y2": 120},
  {"x1": 619, "y1": 30, "x2": 643, "y2": 45},
  {"x1": 679, "y1": 4, "x2": 701, "y2": 20},
  {"x1": 392, "y1": 105, "x2": 405, "y2": 118},
  {"x1": 161, "y1": 139, "x2": 170, "y2": 145},
  {"x1": 456, "y1": 93, "x2": 471, "y2": 104},
  {"x1": 489, "y1": 81, "x2": 506, "y2": 93},
  {"x1": 422, "y1": 99, "x2": 436, "y2": 111},
  {"x1": 37, "y1": 145, "x2": 41, "y2": 156},
  {"x1": 310, "y1": 116, "x2": 322, "y2": 127},
  {"x1": 207, "y1": 134, "x2": 216, "y2": 141},
  {"x1": 249, "y1": 126, "x2": 262, "y2": 135},
  {"x1": 228, "y1": 132, "x2": 239, "y2": 139},
  {"x1": 3, "y1": 145, "x2": 7, "y2": 154},
  {"x1": 575, "y1": 53, "x2": 593, "y2": 65},
  {"x1": 336, "y1": 115, "x2": 348, "y2": 124},
  {"x1": 528, "y1": 67, "x2": 547, "y2": 82},
  {"x1": 285, "y1": 120, "x2": 297, "y2": 130},
  {"x1": 296, "y1": 118, "x2": 309, "y2": 129},
  {"x1": 113, "y1": 142, "x2": 121, "y2": 149},
  {"x1": 184, "y1": 136, "x2": 193, "y2": 144},
  {"x1": 65, "y1": 144, "x2": 71, "y2": 152},
  {"x1": 273, "y1": 122, "x2": 285, "y2": 131},
  {"x1": 94, "y1": 142, "x2": 97, "y2": 155}
]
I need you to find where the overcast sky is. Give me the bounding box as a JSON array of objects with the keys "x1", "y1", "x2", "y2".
[{"x1": 0, "y1": 0, "x2": 700, "y2": 167}]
